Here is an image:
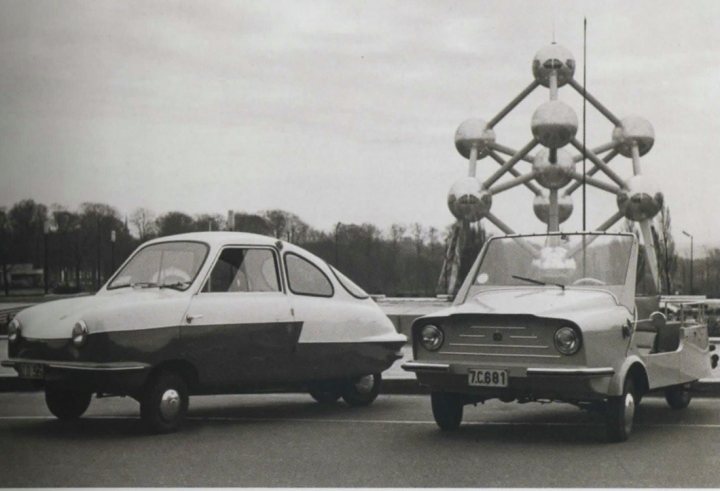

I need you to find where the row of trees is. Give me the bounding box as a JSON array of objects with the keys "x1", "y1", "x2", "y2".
[
  {"x1": 0, "y1": 200, "x2": 455, "y2": 296},
  {"x1": 0, "y1": 198, "x2": 710, "y2": 297}
]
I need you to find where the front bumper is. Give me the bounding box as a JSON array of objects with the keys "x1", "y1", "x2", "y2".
[
  {"x1": 402, "y1": 360, "x2": 615, "y2": 401},
  {"x1": 2, "y1": 358, "x2": 151, "y2": 393}
]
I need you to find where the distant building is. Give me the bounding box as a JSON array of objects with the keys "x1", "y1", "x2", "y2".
[{"x1": 0, "y1": 263, "x2": 43, "y2": 288}]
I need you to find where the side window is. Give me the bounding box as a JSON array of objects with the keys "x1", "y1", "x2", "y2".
[
  {"x1": 330, "y1": 265, "x2": 369, "y2": 299},
  {"x1": 285, "y1": 253, "x2": 334, "y2": 297},
  {"x1": 202, "y1": 248, "x2": 280, "y2": 293}
]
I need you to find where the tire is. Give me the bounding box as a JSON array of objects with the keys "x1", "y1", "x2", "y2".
[
  {"x1": 45, "y1": 387, "x2": 92, "y2": 420},
  {"x1": 605, "y1": 378, "x2": 636, "y2": 442},
  {"x1": 140, "y1": 371, "x2": 189, "y2": 433},
  {"x1": 341, "y1": 373, "x2": 381, "y2": 407},
  {"x1": 665, "y1": 386, "x2": 692, "y2": 410},
  {"x1": 431, "y1": 391, "x2": 464, "y2": 431},
  {"x1": 309, "y1": 388, "x2": 342, "y2": 404}
]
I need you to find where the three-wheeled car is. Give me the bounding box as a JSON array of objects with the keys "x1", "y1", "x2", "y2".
[
  {"x1": 403, "y1": 232, "x2": 718, "y2": 441},
  {"x1": 3, "y1": 232, "x2": 406, "y2": 432}
]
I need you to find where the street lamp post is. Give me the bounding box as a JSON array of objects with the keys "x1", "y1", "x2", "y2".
[
  {"x1": 110, "y1": 230, "x2": 116, "y2": 273},
  {"x1": 95, "y1": 216, "x2": 101, "y2": 290},
  {"x1": 682, "y1": 230, "x2": 694, "y2": 295},
  {"x1": 43, "y1": 221, "x2": 50, "y2": 294},
  {"x1": 334, "y1": 222, "x2": 342, "y2": 267}
]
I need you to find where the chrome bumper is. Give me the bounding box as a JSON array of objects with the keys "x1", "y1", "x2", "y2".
[
  {"x1": 402, "y1": 360, "x2": 613, "y2": 377},
  {"x1": 2, "y1": 358, "x2": 151, "y2": 372},
  {"x1": 402, "y1": 361, "x2": 450, "y2": 372}
]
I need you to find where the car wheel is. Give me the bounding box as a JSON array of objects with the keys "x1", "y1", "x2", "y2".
[
  {"x1": 341, "y1": 373, "x2": 381, "y2": 407},
  {"x1": 45, "y1": 387, "x2": 92, "y2": 420},
  {"x1": 140, "y1": 371, "x2": 189, "y2": 433},
  {"x1": 605, "y1": 378, "x2": 636, "y2": 442},
  {"x1": 665, "y1": 386, "x2": 692, "y2": 410},
  {"x1": 431, "y1": 391, "x2": 464, "y2": 431}
]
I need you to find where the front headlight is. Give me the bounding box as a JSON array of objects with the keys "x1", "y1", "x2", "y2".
[
  {"x1": 420, "y1": 324, "x2": 444, "y2": 351},
  {"x1": 8, "y1": 318, "x2": 20, "y2": 343},
  {"x1": 554, "y1": 326, "x2": 581, "y2": 355},
  {"x1": 72, "y1": 320, "x2": 88, "y2": 347}
]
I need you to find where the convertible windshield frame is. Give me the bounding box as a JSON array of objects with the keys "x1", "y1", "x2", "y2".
[
  {"x1": 106, "y1": 240, "x2": 210, "y2": 292},
  {"x1": 457, "y1": 232, "x2": 636, "y2": 305}
]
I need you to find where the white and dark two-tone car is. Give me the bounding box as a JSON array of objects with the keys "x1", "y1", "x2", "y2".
[
  {"x1": 403, "y1": 232, "x2": 718, "y2": 441},
  {"x1": 3, "y1": 232, "x2": 406, "y2": 432}
]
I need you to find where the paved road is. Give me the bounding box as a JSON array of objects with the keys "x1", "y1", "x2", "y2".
[{"x1": 2, "y1": 392, "x2": 720, "y2": 487}]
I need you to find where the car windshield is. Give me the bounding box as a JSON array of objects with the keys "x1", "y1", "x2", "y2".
[
  {"x1": 108, "y1": 241, "x2": 208, "y2": 291},
  {"x1": 473, "y1": 233, "x2": 634, "y2": 288}
]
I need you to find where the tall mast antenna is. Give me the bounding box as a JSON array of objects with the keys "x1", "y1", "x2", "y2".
[{"x1": 582, "y1": 18, "x2": 588, "y2": 230}]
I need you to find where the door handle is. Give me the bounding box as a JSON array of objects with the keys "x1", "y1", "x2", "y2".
[{"x1": 186, "y1": 314, "x2": 204, "y2": 324}]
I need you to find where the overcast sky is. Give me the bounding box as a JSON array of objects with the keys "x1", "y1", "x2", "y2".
[{"x1": 1, "y1": 0, "x2": 718, "y2": 253}]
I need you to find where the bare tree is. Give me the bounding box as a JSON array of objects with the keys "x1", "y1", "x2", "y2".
[
  {"x1": 130, "y1": 207, "x2": 157, "y2": 240},
  {"x1": 652, "y1": 205, "x2": 678, "y2": 295}
]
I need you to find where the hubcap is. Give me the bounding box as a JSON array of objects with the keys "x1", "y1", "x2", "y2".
[
  {"x1": 623, "y1": 392, "x2": 635, "y2": 434},
  {"x1": 354, "y1": 375, "x2": 375, "y2": 394},
  {"x1": 159, "y1": 389, "x2": 181, "y2": 421}
]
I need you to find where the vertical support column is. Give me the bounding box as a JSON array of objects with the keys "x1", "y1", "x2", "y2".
[
  {"x1": 639, "y1": 219, "x2": 660, "y2": 292},
  {"x1": 549, "y1": 71, "x2": 558, "y2": 101},
  {"x1": 631, "y1": 141, "x2": 642, "y2": 176},
  {"x1": 548, "y1": 189, "x2": 559, "y2": 232},
  {"x1": 468, "y1": 146, "x2": 478, "y2": 178}
]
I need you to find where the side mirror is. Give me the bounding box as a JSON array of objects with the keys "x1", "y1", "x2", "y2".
[{"x1": 650, "y1": 311, "x2": 667, "y2": 329}]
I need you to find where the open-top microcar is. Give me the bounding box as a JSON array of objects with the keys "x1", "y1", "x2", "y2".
[
  {"x1": 4, "y1": 232, "x2": 406, "y2": 432},
  {"x1": 403, "y1": 232, "x2": 717, "y2": 441}
]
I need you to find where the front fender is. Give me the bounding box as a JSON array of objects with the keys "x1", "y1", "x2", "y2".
[{"x1": 609, "y1": 354, "x2": 647, "y2": 397}]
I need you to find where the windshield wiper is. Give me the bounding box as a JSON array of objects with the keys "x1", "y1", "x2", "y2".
[
  {"x1": 131, "y1": 282, "x2": 159, "y2": 289},
  {"x1": 110, "y1": 282, "x2": 133, "y2": 289},
  {"x1": 159, "y1": 281, "x2": 189, "y2": 291},
  {"x1": 511, "y1": 274, "x2": 565, "y2": 291}
]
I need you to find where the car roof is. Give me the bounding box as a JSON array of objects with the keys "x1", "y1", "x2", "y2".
[
  {"x1": 144, "y1": 231, "x2": 282, "y2": 249},
  {"x1": 141, "y1": 231, "x2": 327, "y2": 264}
]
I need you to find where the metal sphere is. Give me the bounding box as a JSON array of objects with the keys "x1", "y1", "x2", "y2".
[
  {"x1": 532, "y1": 43, "x2": 576, "y2": 88},
  {"x1": 617, "y1": 175, "x2": 664, "y2": 221},
  {"x1": 533, "y1": 148, "x2": 576, "y2": 189},
  {"x1": 612, "y1": 116, "x2": 655, "y2": 158},
  {"x1": 454, "y1": 119, "x2": 495, "y2": 159},
  {"x1": 447, "y1": 177, "x2": 492, "y2": 222},
  {"x1": 533, "y1": 192, "x2": 573, "y2": 224},
  {"x1": 531, "y1": 100, "x2": 578, "y2": 148}
]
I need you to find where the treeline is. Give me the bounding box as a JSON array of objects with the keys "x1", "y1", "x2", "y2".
[
  {"x1": 1, "y1": 198, "x2": 714, "y2": 298},
  {"x1": 0, "y1": 199, "x2": 463, "y2": 296}
]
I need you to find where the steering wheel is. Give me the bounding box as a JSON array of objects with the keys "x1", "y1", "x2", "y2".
[{"x1": 572, "y1": 277, "x2": 606, "y2": 286}]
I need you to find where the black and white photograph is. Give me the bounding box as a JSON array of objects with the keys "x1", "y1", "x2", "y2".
[{"x1": 1, "y1": 0, "x2": 720, "y2": 487}]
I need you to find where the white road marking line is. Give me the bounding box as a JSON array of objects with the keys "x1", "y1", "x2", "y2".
[{"x1": 2, "y1": 415, "x2": 720, "y2": 429}]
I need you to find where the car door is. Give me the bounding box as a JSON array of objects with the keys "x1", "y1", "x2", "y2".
[{"x1": 181, "y1": 246, "x2": 300, "y2": 389}]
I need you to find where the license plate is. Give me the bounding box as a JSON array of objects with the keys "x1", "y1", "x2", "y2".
[
  {"x1": 17, "y1": 363, "x2": 44, "y2": 380},
  {"x1": 468, "y1": 368, "x2": 508, "y2": 387}
]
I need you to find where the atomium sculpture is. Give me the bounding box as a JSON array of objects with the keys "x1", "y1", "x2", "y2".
[{"x1": 440, "y1": 43, "x2": 663, "y2": 293}]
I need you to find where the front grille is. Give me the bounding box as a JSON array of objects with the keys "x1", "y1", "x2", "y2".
[
  {"x1": 420, "y1": 314, "x2": 584, "y2": 367},
  {"x1": 444, "y1": 324, "x2": 560, "y2": 359}
]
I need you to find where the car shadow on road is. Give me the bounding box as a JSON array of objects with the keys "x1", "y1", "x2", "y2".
[
  {"x1": 409, "y1": 404, "x2": 664, "y2": 445},
  {"x1": 5, "y1": 396, "x2": 397, "y2": 439},
  {"x1": 186, "y1": 394, "x2": 387, "y2": 420}
]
